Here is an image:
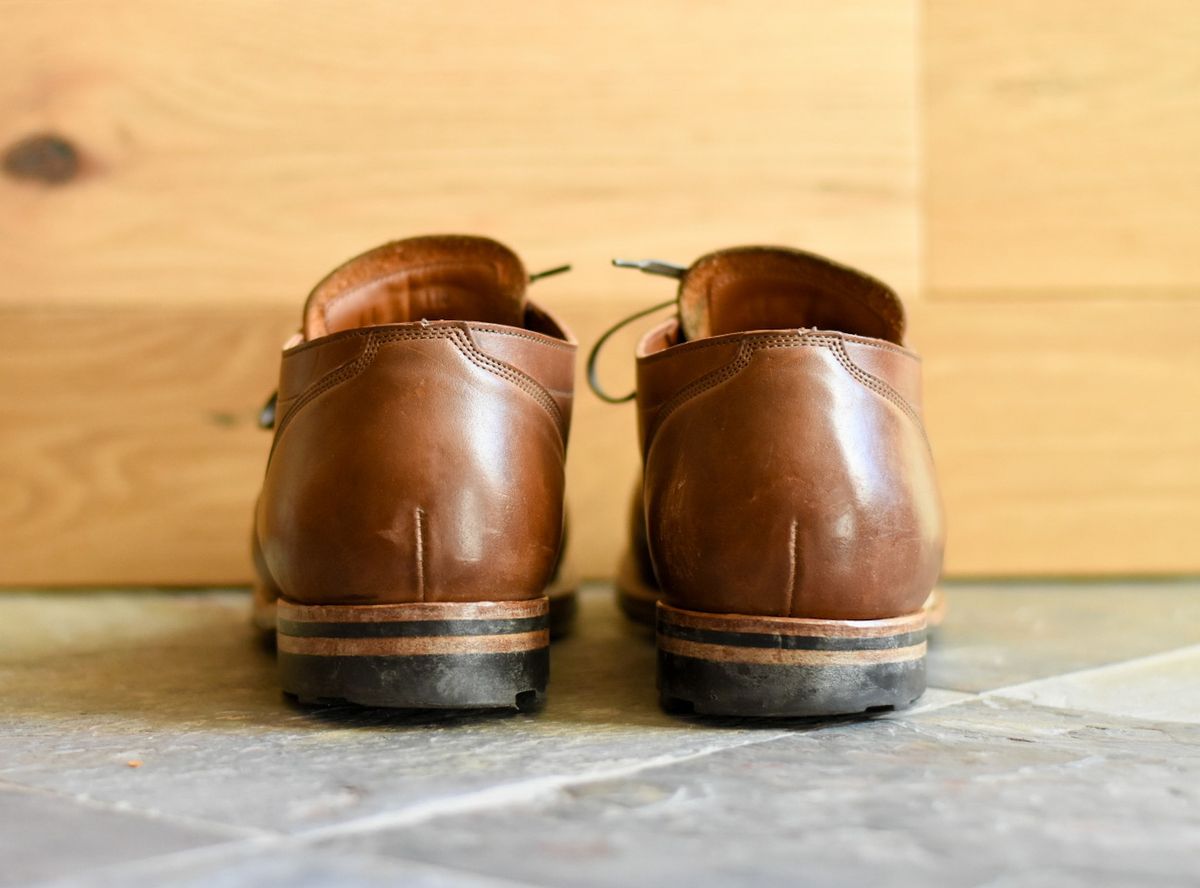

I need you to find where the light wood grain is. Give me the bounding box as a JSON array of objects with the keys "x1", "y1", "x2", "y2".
[
  {"x1": 913, "y1": 300, "x2": 1200, "y2": 575},
  {"x1": 0, "y1": 1, "x2": 920, "y2": 584},
  {"x1": 924, "y1": 0, "x2": 1200, "y2": 297},
  {"x1": 0, "y1": 0, "x2": 919, "y2": 308},
  {"x1": 0, "y1": 298, "x2": 646, "y2": 585},
  {"x1": 4, "y1": 1, "x2": 1197, "y2": 584},
  {"x1": 920, "y1": 0, "x2": 1200, "y2": 573},
  {"x1": 0, "y1": 306, "x2": 286, "y2": 584},
  {"x1": 3, "y1": 295, "x2": 1196, "y2": 585}
]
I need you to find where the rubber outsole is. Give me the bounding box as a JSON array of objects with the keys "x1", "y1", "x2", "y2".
[
  {"x1": 275, "y1": 598, "x2": 552, "y2": 710},
  {"x1": 655, "y1": 601, "x2": 928, "y2": 718}
]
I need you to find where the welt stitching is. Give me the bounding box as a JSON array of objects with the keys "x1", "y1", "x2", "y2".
[{"x1": 273, "y1": 328, "x2": 564, "y2": 452}]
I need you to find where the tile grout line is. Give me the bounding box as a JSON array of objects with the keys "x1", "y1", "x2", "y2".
[
  {"x1": 23, "y1": 732, "x2": 806, "y2": 886},
  {"x1": 980, "y1": 642, "x2": 1200, "y2": 702},
  {"x1": 891, "y1": 688, "x2": 979, "y2": 716},
  {"x1": 290, "y1": 686, "x2": 983, "y2": 844},
  {"x1": 0, "y1": 775, "x2": 273, "y2": 841},
  {"x1": 295, "y1": 729, "x2": 798, "y2": 841}
]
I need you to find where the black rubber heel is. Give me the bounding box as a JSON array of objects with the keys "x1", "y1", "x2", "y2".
[
  {"x1": 276, "y1": 598, "x2": 550, "y2": 710},
  {"x1": 656, "y1": 602, "x2": 927, "y2": 718}
]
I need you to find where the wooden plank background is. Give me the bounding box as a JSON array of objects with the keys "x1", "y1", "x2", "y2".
[
  {"x1": 922, "y1": 0, "x2": 1200, "y2": 574},
  {"x1": 0, "y1": 1, "x2": 1196, "y2": 585}
]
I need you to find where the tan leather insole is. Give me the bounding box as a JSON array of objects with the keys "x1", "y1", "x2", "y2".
[
  {"x1": 677, "y1": 247, "x2": 906, "y2": 344},
  {"x1": 303, "y1": 235, "x2": 528, "y2": 338}
]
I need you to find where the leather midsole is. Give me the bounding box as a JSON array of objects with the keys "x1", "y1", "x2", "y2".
[
  {"x1": 656, "y1": 600, "x2": 928, "y2": 667},
  {"x1": 275, "y1": 597, "x2": 550, "y2": 657},
  {"x1": 658, "y1": 635, "x2": 926, "y2": 666},
  {"x1": 278, "y1": 631, "x2": 549, "y2": 657}
]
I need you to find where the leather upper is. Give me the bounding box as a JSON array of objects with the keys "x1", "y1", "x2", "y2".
[
  {"x1": 633, "y1": 247, "x2": 944, "y2": 621},
  {"x1": 254, "y1": 236, "x2": 575, "y2": 606}
]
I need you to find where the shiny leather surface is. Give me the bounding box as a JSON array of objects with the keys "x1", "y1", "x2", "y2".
[
  {"x1": 632, "y1": 247, "x2": 944, "y2": 621},
  {"x1": 254, "y1": 236, "x2": 575, "y2": 606}
]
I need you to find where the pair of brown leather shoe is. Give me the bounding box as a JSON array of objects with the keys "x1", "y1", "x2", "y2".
[{"x1": 252, "y1": 235, "x2": 944, "y2": 717}]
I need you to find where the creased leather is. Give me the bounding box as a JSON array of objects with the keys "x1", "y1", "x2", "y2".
[
  {"x1": 632, "y1": 248, "x2": 944, "y2": 621},
  {"x1": 253, "y1": 236, "x2": 575, "y2": 607}
]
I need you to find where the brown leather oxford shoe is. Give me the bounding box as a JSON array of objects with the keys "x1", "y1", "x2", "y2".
[
  {"x1": 252, "y1": 235, "x2": 576, "y2": 709},
  {"x1": 595, "y1": 246, "x2": 945, "y2": 717}
]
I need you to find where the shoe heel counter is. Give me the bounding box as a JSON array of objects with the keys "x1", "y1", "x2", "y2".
[
  {"x1": 644, "y1": 341, "x2": 943, "y2": 620},
  {"x1": 258, "y1": 334, "x2": 566, "y2": 605}
]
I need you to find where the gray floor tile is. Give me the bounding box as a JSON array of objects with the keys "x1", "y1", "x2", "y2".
[
  {"x1": 990, "y1": 644, "x2": 1200, "y2": 724},
  {"x1": 927, "y1": 581, "x2": 1200, "y2": 692},
  {"x1": 42, "y1": 844, "x2": 529, "y2": 888},
  {"x1": 0, "y1": 592, "x2": 248, "y2": 666},
  {"x1": 0, "y1": 784, "x2": 237, "y2": 888},
  {"x1": 325, "y1": 699, "x2": 1200, "y2": 887},
  {"x1": 0, "y1": 590, "x2": 789, "y2": 833},
  {"x1": 3, "y1": 585, "x2": 1198, "y2": 886}
]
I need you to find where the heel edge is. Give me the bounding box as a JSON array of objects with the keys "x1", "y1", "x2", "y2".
[
  {"x1": 656, "y1": 602, "x2": 927, "y2": 718},
  {"x1": 276, "y1": 598, "x2": 550, "y2": 710}
]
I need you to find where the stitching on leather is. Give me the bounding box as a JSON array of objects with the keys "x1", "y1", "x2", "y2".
[
  {"x1": 273, "y1": 336, "x2": 371, "y2": 434},
  {"x1": 840, "y1": 337, "x2": 921, "y2": 360},
  {"x1": 272, "y1": 327, "x2": 565, "y2": 454},
  {"x1": 638, "y1": 335, "x2": 741, "y2": 365},
  {"x1": 827, "y1": 338, "x2": 924, "y2": 431},
  {"x1": 468, "y1": 324, "x2": 576, "y2": 351},
  {"x1": 271, "y1": 335, "x2": 383, "y2": 451},
  {"x1": 637, "y1": 329, "x2": 918, "y2": 366},
  {"x1": 647, "y1": 341, "x2": 755, "y2": 440},
  {"x1": 795, "y1": 337, "x2": 926, "y2": 439},
  {"x1": 446, "y1": 328, "x2": 565, "y2": 428},
  {"x1": 646, "y1": 334, "x2": 929, "y2": 448},
  {"x1": 284, "y1": 327, "x2": 373, "y2": 356},
  {"x1": 756, "y1": 334, "x2": 926, "y2": 438},
  {"x1": 282, "y1": 322, "x2": 576, "y2": 357}
]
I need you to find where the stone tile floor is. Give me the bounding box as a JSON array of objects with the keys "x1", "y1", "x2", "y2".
[{"x1": 0, "y1": 582, "x2": 1198, "y2": 886}]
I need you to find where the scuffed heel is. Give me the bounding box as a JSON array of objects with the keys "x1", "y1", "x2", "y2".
[
  {"x1": 656, "y1": 602, "x2": 927, "y2": 717},
  {"x1": 276, "y1": 598, "x2": 550, "y2": 710}
]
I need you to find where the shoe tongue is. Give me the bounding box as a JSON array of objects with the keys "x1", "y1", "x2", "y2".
[
  {"x1": 303, "y1": 235, "x2": 528, "y2": 339},
  {"x1": 677, "y1": 246, "x2": 905, "y2": 344}
]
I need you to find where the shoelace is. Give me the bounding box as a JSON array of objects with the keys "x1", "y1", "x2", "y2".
[
  {"x1": 585, "y1": 258, "x2": 687, "y2": 403},
  {"x1": 585, "y1": 298, "x2": 676, "y2": 403},
  {"x1": 258, "y1": 264, "x2": 573, "y2": 430}
]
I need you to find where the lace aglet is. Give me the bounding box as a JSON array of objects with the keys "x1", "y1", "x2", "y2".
[{"x1": 611, "y1": 258, "x2": 687, "y2": 279}]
